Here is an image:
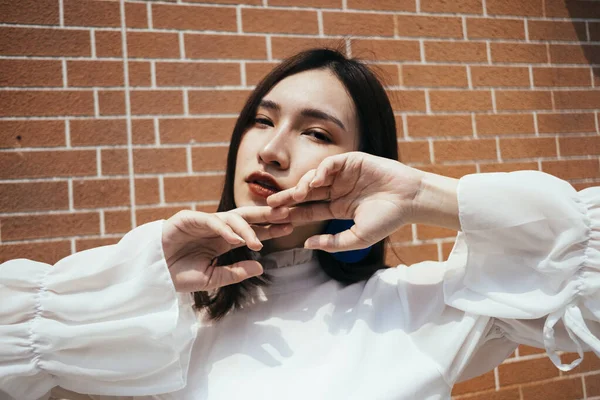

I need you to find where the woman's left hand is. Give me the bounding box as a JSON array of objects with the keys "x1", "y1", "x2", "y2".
[{"x1": 266, "y1": 152, "x2": 430, "y2": 252}]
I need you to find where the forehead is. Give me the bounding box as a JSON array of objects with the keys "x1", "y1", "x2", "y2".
[{"x1": 263, "y1": 69, "x2": 357, "y2": 126}]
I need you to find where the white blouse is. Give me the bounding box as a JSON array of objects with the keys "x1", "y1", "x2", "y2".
[{"x1": 1, "y1": 171, "x2": 599, "y2": 400}]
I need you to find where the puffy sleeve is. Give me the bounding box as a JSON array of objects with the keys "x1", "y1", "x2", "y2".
[
  {"x1": 0, "y1": 221, "x2": 198, "y2": 400},
  {"x1": 443, "y1": 171, "x2": 599, "y2": 372}
]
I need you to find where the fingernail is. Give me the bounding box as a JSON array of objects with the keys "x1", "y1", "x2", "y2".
[{"x1": 235, "y1": 235, "x2": 245, "y2": 243}]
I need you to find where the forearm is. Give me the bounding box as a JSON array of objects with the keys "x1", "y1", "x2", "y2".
[{"x1": 409, "y1": 171, "x2": 461, "y2": 231}]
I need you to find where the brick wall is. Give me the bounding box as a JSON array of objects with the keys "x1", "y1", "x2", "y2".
[{"x1": 1, "y1": 0, "x2": 599, "y2": 398}]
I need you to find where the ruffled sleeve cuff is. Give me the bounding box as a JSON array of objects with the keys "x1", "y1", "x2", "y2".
[
  {"x1": 0, "y1": 221, "x2": 198, "y2": 400},
  {"x1": 443, "y1": 171, "x2": 600, "y2": 371}
]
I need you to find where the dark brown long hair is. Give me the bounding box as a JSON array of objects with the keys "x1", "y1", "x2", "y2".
[{"x1": 194, "y1": 48, "x2": 400, "y2": 320}]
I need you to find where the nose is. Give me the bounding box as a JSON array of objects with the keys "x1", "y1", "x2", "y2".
[{"x1": 258, "y1": 126, "x2": 290, "y2": 170}]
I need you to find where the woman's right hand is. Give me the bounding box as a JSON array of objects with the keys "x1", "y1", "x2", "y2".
[{"x1": 161, "y1": 207, "x2": 292, "y2": 292}]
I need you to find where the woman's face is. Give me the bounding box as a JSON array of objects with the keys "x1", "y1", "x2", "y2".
[{"x1": 233, "y1": 68, "x2": 360, "y2": 250}]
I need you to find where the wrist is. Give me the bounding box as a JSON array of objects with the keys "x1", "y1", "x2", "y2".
[{"x1": 409, "y1": 172, "x2": 461, "y2": 231}]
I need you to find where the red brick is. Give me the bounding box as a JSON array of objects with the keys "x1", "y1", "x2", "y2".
[
  {"x1": 64, "y1": 0, "x2": 146, "y2": 28},
  {"x1": 590, "y1": 22, "x2": 600, "y2": 42},
  {"x1": 0, "y1": 27, "x2": 90, "y2": 56},
  {"x1": 559, "y1": 136, "x2": 600, "y2": 157},
  {"x1": 467, "y1": 18, "x2": 525, "y2": 39},
  {"x1": 518, "y1": 345, "x2": 545, "y2": 356},
  {"x1": 545, "y1": 0, "x2": 600, "y2": 18},
  {"x1": 105, "y1": 210, "x2": 131, "y2": 233},
  {"x1": 130, "y1": 90, "x2": 183, "y2": 115},
  {"x1": 1, "y1": 213, "x2": 100, "y2": 241},
  {"x1": 452, "y1": 387, "x2": 520, "y2": 400},
  {"x1": 350, "y1": 39, "x2": 421, "y2": 62},
  {"x1": 128, "y1": 61, "x2": 152, "y2": 87},
  {"x1": 479, "y1": 161, "x2": 538, "y2": 173},
  {"x1": 397, "y1": 141, "x2": 431, "y2": 164},
  {"x1": 402, "y1": 65, "x2": 468, "y2": 88},
  {"x1": 386, "y1": 90, "x2": 427, "y2": 112},
  {"x1": 0, "y1": 120, "x2": 65, "y2": 148},
  {"x1": 245, "y1": 62, "x2": 278, "y2": 85},
  {"x1": 70, "y1": 119, "x2": 126, "y2": 146},
  {"x1": 521, "y1": 377, "x2": 583, "y2": 400},
  {"x1": 561, "y1": 352, "x2": 600, "y2": 374},
  {"x1": 73, "y1": 179, "x2": 130, "y2": 208},
  {"x1": 495, "y1": 90, "x2": 552, "y2": 111},
  {"x1": 407, "y1": 115, "x2": 473, "y2": 138},
  {"x1": 0, "y1": 0, "x2": 59, "y2": 25},
  {"x1": 136, "y1": 178, "x2": 161, "y2": 205},
  {"x1": 347, "y1": 0, "x2": 414, "y2": 11},
  {"x1": 0, "y1": 241, "x2": 71, "y2": 265},
  {"x1": 476, "y1": 114, "x2": 535, "y2": 136},
  {"x1": 587, "y1": 372, "x2": 600, "y2": 397},
  {"x1": 499, "y1": 357, "x2": 559, "y2": 386},
  {"x1": 419, "y1": 164, "x2": 477, "y2": 178},
  {"x1": 434, "y1": 139, "x2": 497, "y2": 161},
  {"x1": 163, "y1": 175, "x2": 225, "y2": 202},
  {"x1": 0, "y1": 150, "x2": 96, "y2": 179},
  {"x1": 185, "y1": 0, "x2": 260, "y2": 4},
  {"x1": 386, "y1": 243, "x2": 439, "y2": 265},
  {"x1": 160, "y1": 118, "x2": 236, "y2": 143},
  {"x1": 156, "y1": 62, "x2": 240, "y2": 87},
  {"x1": 244, "y1": 9, "x2": 318, "y2": 34},
  {"x1": 269, "y1": 0, "x2": 340, "y2": 7},
  {"x1": 429, "y1": 90, "x2": 493, "y2": 112},
  {"x1": 542, "y1": 159, "x2": 600, "y2": 180},
  {"x1": 528, "y1": 21, "x2": 586, "y2": 41},
  {"x1": 95, "y1": 30, "x2": 122, "y2": 58},
  {"x1": 75, "y1": 237, "x2": 121, "y2": 252},
  {"x1": 0, "y1": 59, "x2": 62, "y2": 87},
  {"x1": 500, "y1": 137, "x2": 557, "y2": 159},
  {"x1": 0, "y1": 91, "x2": 94, "y2": 117},
  {"x1": 550, "y1": 44, "x2": 600, "y2": 65},
  {"x1": 573, "y1": 182, "x2": 600, "y2": 191},
  {"x1": 101, "y1": 149, "x2": 128, "y2": 176},
  {"x1": 324, "y1": 12, "x2": 394, "y2": 36},
  {"x1": 131, "y1": 119, "x2": 156, "y2": 144},
  {"x1": 188, "y1": 90, "x2": 251, "y2": 114},
  {"x1": 186, "y1": 34, "x2": 267, "y2": 60},
  {"x1": 471, "y1": 66, "x2": 530, "y2": 87},
  {"x1": 533, "y1": 67, "x2": 592, "y2": 87},
  {"x1": 372, "y1": 64, "x2": 400, "y2": 86},
  {"x1": 192, "y1": 146, "x2": 229, "y2": 171},
  {"x1": 0, "y1": 181, "x2": 68, "y2": 213},
  {"x1": 421, "y1": 0, "x2": 482, "y2": 14},
  {"x1": 486, "y1": 0, "x2": 543, "y2": 16},
  {"x1": 136, "y1": 206, "x2": 189, "y2": 226},
  {"x1": 271, "y1": 37, "x2": 345, "y2": 60},
  {"x1": 537, "y1": 113, "x2": 597, "y2": 134},
  {"x1": 416, "y1": 224, "x2": 456, "y2": 240},
  {"x1": 134, "y1": 148, "x2": 187, "y2": 174},
  {"x1": 491, "y1": 43, "x2": 548, "y2": 63},
  {"x1": 67, "y1": 60, "x2": 123, "y2": 87},
  {"x1": 98, "y1": 90, "x2": 125, "y2": 116},
  {"x1": 395, "y1": 15, "x2": 463, "y2": 38},
  {"x1": 424, "y1": 41, "x2": 487, "y2": 62},
  {"x1": 388, "y1": 225, "x2": 412, "y2": 243},
  {"x1": 554, "y1": 91, "x2": 600, "y2": 110},
  {"x1": 127, "y1": 32, "x2": 180, "y2": 59},
  {"x1": 452, "y1": 370, "x2": 495, "y2": 395},
  {"x1": 153, "y1": 4, "x2": 236, "y2": 31}
]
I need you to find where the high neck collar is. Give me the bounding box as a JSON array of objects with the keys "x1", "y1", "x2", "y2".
[{"x1": 255, "y1": 248, "x2": 330, "y2": 295}]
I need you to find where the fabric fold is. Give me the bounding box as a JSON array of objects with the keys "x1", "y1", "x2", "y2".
[{"x1": 0, "y1": 221, "x2": 198, "y2": 400}]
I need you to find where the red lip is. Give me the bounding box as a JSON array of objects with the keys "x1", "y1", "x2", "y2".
[{"x1": 246, "y1": 172, "x2": 282, "y2": 199}]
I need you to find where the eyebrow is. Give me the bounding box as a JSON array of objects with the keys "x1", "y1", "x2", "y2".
[{"x1": 259, "y1": 99, "x2": 346, "y2": 131}]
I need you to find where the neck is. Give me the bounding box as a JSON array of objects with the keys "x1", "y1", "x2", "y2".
[{"x1": 261, "y1": 221, "x2": 327, "y2": 255}]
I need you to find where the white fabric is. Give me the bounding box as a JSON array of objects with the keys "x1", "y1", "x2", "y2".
[{"x1": 0, "y1": 171, "x2": 598, "y2": 400}]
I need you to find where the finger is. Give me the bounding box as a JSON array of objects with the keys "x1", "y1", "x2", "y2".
[
  {"x1": 221, "y1": 212, "x2": 263, "y2": 251},
  {"x1": 205, "y1": 260, "x2": 264, "y2": 291},
  {"x1": 266, "y1": 169, "x2": 316, "y2": 208},
  {"x1": 287, "y1": 203, "x2": 336, "y2": 224},
  {"x1": 292, "y1": 169, "x2": 317, "y2": 203},
  {"x1": 304, "y1": 229, "x2": 372, "y2": 252},
  {"x1": 253, "y1": 223, "x2": 294, "y2": 241},
  {"x1": 268, "y1": 186, "x2": 332, "y2": 208},
  {"x1": 203, "y1": 213, "x2": 246, "y2": 245},
  {"x1": 310, "y1": 154, "x2": 347, "y2": 188},
  {"x1": 231, "y1": 206, "x2": 290, "y2": 224}
]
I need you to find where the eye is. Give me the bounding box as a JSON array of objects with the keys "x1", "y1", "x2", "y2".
[
  {"x1": 304, "y1": 130, "x2": 332, "y2": 143},
  {"x1": 254, "y1": 117, "x2": 273, "y2": 127}
]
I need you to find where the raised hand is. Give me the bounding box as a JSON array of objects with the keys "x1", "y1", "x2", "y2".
[
  {"x1": 162, "y1": 207, "x2": 292, "y2": 292},
  {"x1": 267, "y1": 152, "x2": 435, "y2": 253}
]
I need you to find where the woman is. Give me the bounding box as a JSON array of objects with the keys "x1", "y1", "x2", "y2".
[{"x1": 1, "y1": 49, "x2": 598, "y2": 400}]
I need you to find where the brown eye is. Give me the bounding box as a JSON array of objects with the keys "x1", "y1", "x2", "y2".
[
  {"x1": 304, "y1": 130, "x2": 332, "y2": 143},
  {"x1": 254, "y1": 117, "x2": 273, "y2": 127}
]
